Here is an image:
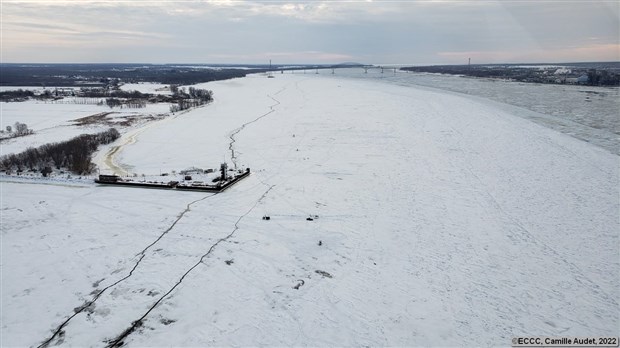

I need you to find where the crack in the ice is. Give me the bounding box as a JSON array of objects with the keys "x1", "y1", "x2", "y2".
[
  {"x1": 39, "y1": 88, "x2": 282, "y2": 347},
  {"x1": 136, "y1": 194, "x2": 216, "y2": 257},
  {"x1": 105, "y1": 185, "x2": 275, "y2": 347},
  {"x1": 37, "y1": 254, "x2": 146, "y2": 348},
  {"x1": 37, "y1": 194, "x2": 215, "y2": 348},
  {"x1": 228, "y1": 92, "x2": 282, "y2": 169}
]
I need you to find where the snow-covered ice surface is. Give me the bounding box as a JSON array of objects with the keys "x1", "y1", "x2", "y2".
[
  {"x1": 325, "y1": 69, "x2": 620, "y2": 155},
  {"x1": 1, "y1": 73, "x2": 618, "y2": 347}
]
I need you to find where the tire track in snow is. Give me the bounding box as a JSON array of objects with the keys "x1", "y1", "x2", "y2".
[
  {"x1": 228, "y1": 89, "x2": 284, "y2": 169},
  {"x1": 105, "y1": 185, "x2": 275, "y2": 347},
  {"x1": 37, "y1": 194, "x2": 216, "y2": 348}
]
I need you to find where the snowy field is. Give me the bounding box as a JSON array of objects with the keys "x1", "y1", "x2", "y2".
[
  {"x1": 1, "y1": 73, "x2": 618, "y2": 346},
  {"x1": 1, "y1": 100, "x2": 171, "y2": 157},
  {"x1": 119, "y1": 83, "x2": 172, "y2": 95}
]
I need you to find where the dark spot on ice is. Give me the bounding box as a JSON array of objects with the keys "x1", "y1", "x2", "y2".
[
  {"x1": 74, "y1": 301, "x2": 95, "y2": 314},
  {"x1": 225, "y1": 259, "x2": 234, "y2": 265},
  {"x1": 544, "y1": 320, "x2": 557, "y2": 328},
  {"x1": 315, "y1": 270, "x2": 333, "y2": 278},
  {"x1": 160, "y1": 318, "x2": 176, "y2": 325},
  {"x1": 54, "y1": 330, "x2": 65, "y2": 345},
  {"x1": 293, "y1": 279, "x2": 305, "y2": 290}
]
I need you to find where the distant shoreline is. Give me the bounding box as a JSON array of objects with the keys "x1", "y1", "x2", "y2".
[
  {"x1": 400, "y1": 62, "x2": 620, "y2": 87},
  {"x1": 0, "y1": 63, "x2": 365, "y2": 87}
]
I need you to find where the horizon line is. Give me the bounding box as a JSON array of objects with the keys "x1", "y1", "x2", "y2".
[{"x1": 2, "y1": 60, "x2": 619, "y2": 67}]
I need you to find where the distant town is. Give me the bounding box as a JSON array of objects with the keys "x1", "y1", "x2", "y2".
[{"x1": 400, "y1": 62, "x2": 620, "y2": 86}]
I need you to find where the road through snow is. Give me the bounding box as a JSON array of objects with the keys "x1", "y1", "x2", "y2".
[{"x1": 1, "y1": 73, "x2": 618, "y2": 347}]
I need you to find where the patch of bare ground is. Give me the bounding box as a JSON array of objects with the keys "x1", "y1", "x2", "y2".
[
  {"x1": 72, "y1": 112, "x2": 164, "y2": 127},
  {"x1": 72, "y1": 112, "x2": 118, "y2": 126}
]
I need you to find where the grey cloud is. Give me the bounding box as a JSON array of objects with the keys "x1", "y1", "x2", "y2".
[{"x1": 2, "y1": 0, "x2": 618, "y2": 64}]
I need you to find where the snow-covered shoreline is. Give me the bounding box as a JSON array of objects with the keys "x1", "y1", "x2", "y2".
[{"x1": 1, "y1": 73, "x2": 618, "y2": 346}]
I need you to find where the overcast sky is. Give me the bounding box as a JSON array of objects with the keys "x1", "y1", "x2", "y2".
[{"x1": 1, "y1": 0, "x2": 619, "y2": 65}]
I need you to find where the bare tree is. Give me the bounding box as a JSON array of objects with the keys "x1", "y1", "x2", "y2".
[{"x1": 14, "y1": 122, "x2": 30, "y2": 135}]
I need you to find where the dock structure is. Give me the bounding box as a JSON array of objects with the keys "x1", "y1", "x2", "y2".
[{"x1": 95, "y1": 168, "x2": 251, "y2": 193}]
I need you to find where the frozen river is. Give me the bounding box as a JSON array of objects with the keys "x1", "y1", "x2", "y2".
[
  {"x1": 313, "y1": 68, "x2": 619, "y2": 155},
  {"x1": 2, "y1": 72, "x2": 618, "y2": 347}
]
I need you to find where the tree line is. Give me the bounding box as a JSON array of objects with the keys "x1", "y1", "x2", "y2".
[
  {"x1": 169, "y1": 86, "x2": 213, "y2": 113},
  {"x1": 2, "y1": 122, "x2": 33, "y2": 136},
  {"x1": 0, "y1": 64, "x2": 255, "y2": 87},
  {"x1": 1, "y1": 128, "x2": 120, "y2": 175},
  {"x1": 0, "y1": 89, "x2": 36, "y2": 102},
  {"x1": 400, "y1": 65, "x2": 620, "y2": 86},
  {"x1": 2, "y1": 85, "x2": 213, "y2": 112},
  {"x1": 103, "y1": 98, "x2": 146, "y2": 109},
  {"x1": 79, "y1": 88, "x2": 148, "y2": 99}
]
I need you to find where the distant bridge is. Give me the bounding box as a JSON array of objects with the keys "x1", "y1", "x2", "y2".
[{"x1": 271, "y1": 65, "x2": 404, "y2": 75}]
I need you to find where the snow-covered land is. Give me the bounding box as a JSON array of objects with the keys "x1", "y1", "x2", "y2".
[
  {"x1": 1, "y1": 73, "x2": 618, "y2": 346},
  {"x1": 0, "y1": 100, "x2": 171, "y2": 157},
  {"x1": 119, "y1": 83, "x2": 172, "y2": 95}
]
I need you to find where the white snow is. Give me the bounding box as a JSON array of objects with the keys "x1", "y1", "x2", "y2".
[
  {"x1": 119, "y1": 83, "x2": 173, "y2": 95},
  {"x1": 1, "y1": 73, "x2": 618, "y2": 347},
  {"x1": 0, "y1": 100, "x2": 171, "y2": 157}
]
